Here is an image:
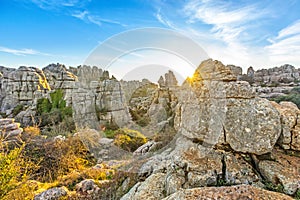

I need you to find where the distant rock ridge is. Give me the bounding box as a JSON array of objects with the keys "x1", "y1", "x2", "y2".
[
  {"x1": 0, "y1": 63, "x2": 171, "y2": 130},
  {"x1": 239, "y1": 64, "x2": 300, "y2": 99}
]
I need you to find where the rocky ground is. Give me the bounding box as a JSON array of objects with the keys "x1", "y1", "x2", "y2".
[{"x1": 1, "y1": 59, "x2": 300, "y2": 199}]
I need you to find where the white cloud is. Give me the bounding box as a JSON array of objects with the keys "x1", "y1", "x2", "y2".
[
  {"x1": 71, "y1": 10, "x2": 88, "y2": 20},
  {"x1": 0, "y1": 46, "x2": 50, "y2": 56},
  {"x1": 276, "y1": 19, "x2": 300, "y2": 39},
  {"x1": 183, "y1": 0, "x2": 265, "y2": 45},
  {"x1": 72, "y1": 10, "x2": 126, "y2": 27},
  {"x1": 29, "y1": 0, "x2": 89, "y2": 9},
  {"x1": 265, "y1": 20, "x2": 300, "y2": 65},
  {"x1": 155, "y1": 10, "x2": 176, "y2": 29}
]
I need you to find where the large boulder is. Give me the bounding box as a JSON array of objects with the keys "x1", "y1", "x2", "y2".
[{"x1": 175, "y1": 59, "x2": 281, "y2": 155}]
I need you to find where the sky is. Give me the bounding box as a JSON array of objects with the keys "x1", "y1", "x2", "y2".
[{"x1": 1, "y1": 0, "x2": 300, "y2": 79}]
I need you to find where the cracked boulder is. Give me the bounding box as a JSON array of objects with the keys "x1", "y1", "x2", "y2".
[{"x1": 175, "y1": 59, "x2": 281, "y2": 155}]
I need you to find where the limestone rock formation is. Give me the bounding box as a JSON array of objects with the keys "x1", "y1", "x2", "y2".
[
  {"x1": 176, "y1": 59, "x2": 281, "y2": 155},
  {"x1": 239, "y1": 64, "x2": 300, "y2": 99},
  {"x1": 0, "y1": 66, "x2": 51, "y2": 123},
  {"x1": 241, "y1": 64, "x2": 300, "y2": 85},
  {"x1": 121, "y1": 59, "x2": 288, "y2": 199},
  {"x1": 158, "y1": 70, "x2": 178, "y2": 88}
]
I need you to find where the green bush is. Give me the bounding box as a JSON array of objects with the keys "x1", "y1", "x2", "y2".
[
  {"x1": 271, "y1": 93, "x2": 300, "y2": 108},
  {"x1": 12, "y1": 104, "x2": 24, "y2": 116},
  {"x1": 36, "y1": 89, "x2": 74, "y2": 134},
  {"x1": 295, "y1": 189, "x2": 300, "y2": 200}
]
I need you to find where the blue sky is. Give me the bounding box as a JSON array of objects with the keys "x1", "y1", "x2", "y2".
[{"x1": 1, "y1": 0, "x2": 300, "y2": 72}]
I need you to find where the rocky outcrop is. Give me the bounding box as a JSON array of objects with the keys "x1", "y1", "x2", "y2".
[
  {"x1": 121, "y1": 173, "x2": 166, "y2": 200},
  {"x1": 162, "y1": 185, "x2": 293, "y2": 200},
  {"x1": 239, "y1": 64, "x2": 300, "y2": 99},
  {"x1": 0, "y1": 66, "x2": 51, "y2": 124},
  {"x1": 158, "y1": 70, "x2": 178, "y2": 88},
  {"x1": 0, "y1": 64, "x2": 154, "y2": 130},
  {"x1": 0, "y1": 118, "x2": 23, "y2": 144},
  {"x1": 271, "y1": 101, "x2": 300, "y2": 150},
  {"x1": 175, "y1": 59, "x2": 281, "y2": 155},
  {"x1": 121, "y1": 59, "x2": 288, "y2": 199},
  {"x1": 241, "y1": 64, "x2": 300, "y2": 85}
]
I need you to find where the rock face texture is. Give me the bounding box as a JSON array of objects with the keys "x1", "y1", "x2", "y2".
[
  {"x1": 0, "y1": 118, "x2": 23, "y2": 144},
  {"x1": 241, "y1": 64, "x2": 300, "y2": 84},
  {"x1": 162, "y1": 185, "x2": 294, "y2": 200},
  {"x1": 158, "y1": 70, "x2": 178, "y2": 88},
  {"x1": 258, "y1": 148, "x2": 300, "y2": 195},
  {"x1": 0, "y1": 64, "x2": 158, "y2": 130},
  {"x1": 121, "y1": 59, "x2": 296, "y2": 200},
  {"x1": 175, "y1": 59, "x2": 281, "y2": 155},
  {"x1": 270, "y1": 101, "x2": 300, "y2": 150},
  {"x1": 239, "y1": 64, "x2": 300, "y2": 99}
]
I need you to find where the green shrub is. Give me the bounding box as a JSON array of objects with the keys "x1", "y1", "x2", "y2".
[
  {"x1": 104, "y1": 129, "x2": 116, "y2": 138},
  {"x1": 264, "y1": 181, "x2": 284, "y2": 193},
  {"x1": 36, "y1": 89, "x2": 75, "y2": 134},
  {"x1": 37, "y1": 98, "x2": 51, "y2": 114},
  {"x1": 12, "y1": 104, "x2": 24, "y2": 116},
  {"x1": 295, "y1": 189, "x2": 300, "y2": 200},
  {"x1": 270, "y1": 93, "x2": 300, "y2": 108}
]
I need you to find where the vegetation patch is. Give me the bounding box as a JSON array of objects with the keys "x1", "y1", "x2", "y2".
[
  {"x1": 36, "y1": 89, "x2": 75, "y2": 135},
  {"x1": 113, "y1": 128, "x2": 147, "y2": 152},
  {"x1": 270, "y1": 87, "x2": 300, "y2": 108}
]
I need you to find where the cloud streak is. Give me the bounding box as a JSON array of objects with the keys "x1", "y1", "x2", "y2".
[
  {"x1": 0, "y1": 46, "x2": 51, "y2": 56},
  {"x1": 28, "y1": 0, "x2": 89, "y2": 10},
  {"x1": 183, "y1": 0, "x2": 267, "y2": 45},
  {"x1": 266, "y1": 19, "x2": 300, "y2": 64},
  {"x1": 72, "y1": 10, "x2": 127, "y2": 27}
]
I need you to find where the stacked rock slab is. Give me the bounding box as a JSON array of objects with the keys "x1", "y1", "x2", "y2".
[
  {"x1": 0, "y1": 66, "x2": 51, "y2": 124},
  {"x1": 121, "y1": 59, "x2": 283, "y2": 199},
  {"x1": 0, "y1": 118, "x2": 23, "y2": 144}
]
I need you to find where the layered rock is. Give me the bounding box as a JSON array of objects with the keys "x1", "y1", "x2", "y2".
[
  {"x1": 239, "y1": 64, "x2": 300, "y2": 99},
  {"x1": 0, "y1": 66, "x2": 50, "y2": 115},
  {"x1": 241, "y1": 64, "x2": 300, "y2": 85},
  {"x1": 121, "y1": 59, "x2": 286, "y2": 199},
  {"x1": 0, "y1": 118, "x2": 23, "y2": 144},
  {"x1": 175, "y1": 59, "x2": 281, "y2": 155}
]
